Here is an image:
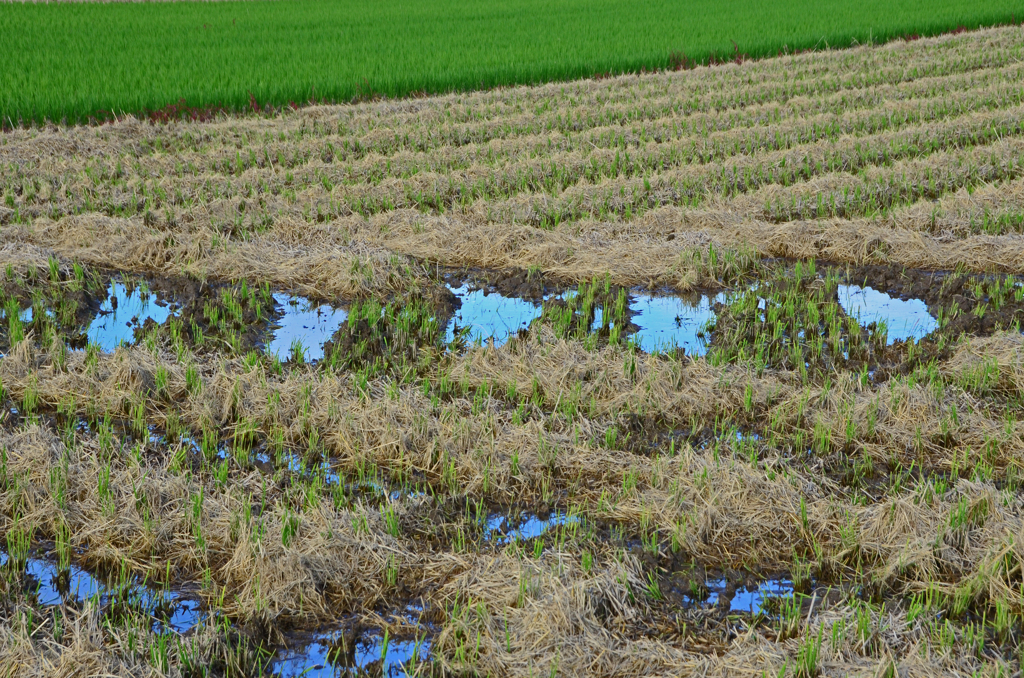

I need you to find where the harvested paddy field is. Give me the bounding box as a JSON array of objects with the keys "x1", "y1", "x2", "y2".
[{"x1": 4, "y1": 24, "x2": 1024, "y2": 677}]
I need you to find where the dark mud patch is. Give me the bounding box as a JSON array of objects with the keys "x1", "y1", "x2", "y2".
[
  {"x1": 841, "y1": 264, "x2": 962, "y2": 310},
  {"x1": 439, "y1": 266, "x2": 557, "y2": 303}
]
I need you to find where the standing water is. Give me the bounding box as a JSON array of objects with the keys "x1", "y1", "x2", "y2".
[
  {"x1": 86, "y1": 281, "x2": 173, "y2": 351},
  {"x1": 838, "y1": 285, "x2": 937, "y2": 343},
  {"x1": 444, "y1": 284, "x2": 544, "y2": 346},
  {"x1": 266, "y1": 293, "x2": 349, "y2": 361},
  {"x1": 628, "y1": 293, "x2": 723, "y2": 355}
]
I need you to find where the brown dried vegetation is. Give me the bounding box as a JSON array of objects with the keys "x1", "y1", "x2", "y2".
[{"x1": 2, "y1": 24, "x2": 1024, "y2": 678}]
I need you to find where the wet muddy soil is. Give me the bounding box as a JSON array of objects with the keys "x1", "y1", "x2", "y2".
[
  {"x1": 439, "y1": 266, "x2": 554, "y2": 303},
  {"x1": 271, "y1": 607, "x2": 432, "y2": 677},
  {"x1": 11, "y1": 260, "x2": 1019, "y2": 367},
  {"x1": 843, "y1": 263, "x2": 1024, "y2": 337},
  {"x1": 439, "y1": 262, "x2": 1020, "y2": 359},
  {"x1": 0, "y1": 546, "x2": 202, "y2": 634},
  {"x1": 2, "y1": 542, "x2": 433, "y2": 677}
]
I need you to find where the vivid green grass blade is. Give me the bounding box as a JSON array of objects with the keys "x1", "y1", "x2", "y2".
[{"x1": 0, "y1": 0, "x2": 1021, "y2": 123}]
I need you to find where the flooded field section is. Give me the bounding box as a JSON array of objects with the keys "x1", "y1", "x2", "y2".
[
  {"x1": 6, "y1": 26, "x2": 1024, "y2": 675},
  {"x1": 8, "y1": 257, "x2": 1005, "y2": 370},
  {"x1": 4, "y1": 253, "x2": 1024, "y2": 675}
]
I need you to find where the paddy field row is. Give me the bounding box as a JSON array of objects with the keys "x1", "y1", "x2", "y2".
[{"x1": 2, "y1": 25, "x2": 1024, "y2": 677}]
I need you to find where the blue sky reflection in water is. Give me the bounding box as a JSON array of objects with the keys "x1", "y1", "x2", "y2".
[
  {"x1": 86, "y1": 281, "x2": 171, "y2": 352},
  {"x1": 706, "y1": 578, "x2": 796, "y2": 614},
  {"x1": 483, "y1": 511, "x2": 580, "y2": 545},
  {"x1": 272, "y1": 633, "x2": 428, "y2": 677},
  {"x1": 266, "y1": 293, "x2": 348, "y2": 361},
  {"x1": 628, "y1": 293, "x2": 723, "y2": 355},
  {"x1": 838, "y1": 285, "x2": 938, "y2": 343},
  {"x1": 444, "y1": 284, "x2": 543, "y2": 346},
  {"x1": 5, "y1": 550, "x2": 201, "y2": 634}
]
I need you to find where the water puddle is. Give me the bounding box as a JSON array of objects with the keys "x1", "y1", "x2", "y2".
[
  {"x1": 273, "y1": 632, "x2": 429, "y2": 677},
  {"x1": 628, "y1": 293, "x2": 723, "y2": 355},
  {"x1": 86, "y1": 281, "x2": 174, "y2": 352},
  {"x1": 86, "y1": 284, "x2": 350, "y2": 360},
  {"x1": 168, "y1": 431, "x2": 234, "y2": 461},
  {"x1": 257, "y1": 449, "x2": 425, "y2": 506},
  {"x1": 444, "y1": 284, "x2": 543, "y2": 347},
  {"x1": 838, "y1": 285, "x2": 937, "y2": 343},
  {"x1": 8, "y1": 544, "x2": 427, "y2": 675},
  {"x1": 442, "y1": 280, "x2": 727, "y2": 355},
  {"x1": 705, "y1": 577, "x2": 795, "y2": 614},
  {"x1": 484, "y1": 511, "x2": 579, "y2": 545},
  {"x1": 272, "y1": 603, "x2": 430, "y2": 677},
  {"x1": 17, "y1": 279, "x2": 351, "y2": 361},
  {"x1": 266, "y1": 293, "x2": 348, "y2": 362},
  {"x1": 25, "y1": 274, "x2": 946, "y2": 363},
  {"x1": 1, "y1": 548, "x2": 201, "y2": 634}
]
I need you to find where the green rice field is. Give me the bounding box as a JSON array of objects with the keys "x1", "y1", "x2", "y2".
[{"x1": 0, "y1": 0, "x2": 1022, "y2": 124}]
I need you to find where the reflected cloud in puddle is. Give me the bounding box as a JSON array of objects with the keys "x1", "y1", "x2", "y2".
[
  {"x1": 838, "y1": 285, "x2": 937, "y2": 343},
  {"x1": 445, "y1": 284, "x2": 543, "y2": 346},
  {"x1": 87, "y1": 281, "x2": 172, "y2": 352},
  {"x1": 266, "y1": 293, "x2": 348, "y2": 361},
  {"x1": 628, "y1": 293, "x2": 723, "y2": 355}
]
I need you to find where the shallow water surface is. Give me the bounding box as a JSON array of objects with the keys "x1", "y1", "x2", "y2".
[
  {"x1": 484, "y1": 511, "x2": 579, "y2": 544},
  {"x1": 838, "y1": 285, "x2": 937, "y2": 343},
  {"x1": 273, "y1": 633, "x2": 429, "y2": 677},
  {"x1": 628, "y1": 293, "x2": 723, "y2": 354},
  {"x1": 706, "y1": 577, "x2": 795, "y2": 613},
  {"x1": 3, "y1": 549, "x2": 201, "y2": 633},
  {"x1": 87, "y1": 281, "x2": 173, "y2": 351},
  {"x1": 266, "y1": 293, "x2": 348, "y2": 361},
  {"x1": 444, "y1": 284, "x2": 543, "y2": 346},
  {"x1": 445, "y1": 282, "x2": 725, "y2": 354}
]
